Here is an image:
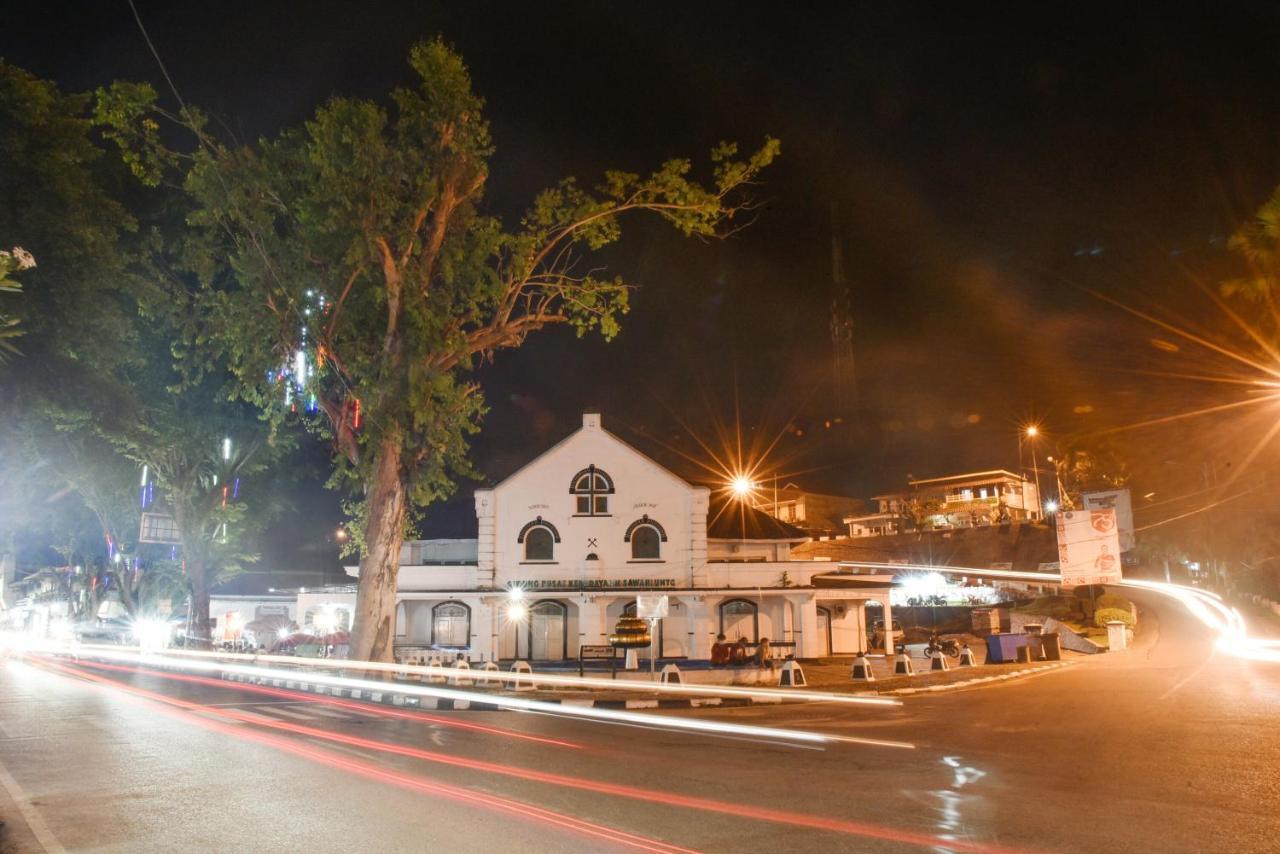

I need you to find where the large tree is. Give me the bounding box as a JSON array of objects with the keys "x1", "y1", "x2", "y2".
[
  {"x1": 0, "y1": 62, "x2": 278, "y2": 641},
  {"x1": 101, "y1": 39, "x2": 779, "y2": 660}
]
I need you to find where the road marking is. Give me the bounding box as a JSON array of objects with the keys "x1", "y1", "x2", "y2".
[
  {"x1": 0, "y1": 753, "x2": 67, "y2": 854},
  {"x1": 1159, "y1": 649, "x2": 1216, "y2": 701},
  {"x1": 259, "y1": 706, "x2": 323, "y2": 721}
]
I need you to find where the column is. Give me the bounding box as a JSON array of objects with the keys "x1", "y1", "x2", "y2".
[
  {"x1": 792, "y1": 594, "x2": 821, "y2": 659},
  {"x1": 881, "y1": 594, "x2": 895, "y2": 656},
  {"x1": 468, "y1": 597, "x2": 492, "y2": 662},
  {"x1": 682, "y1": 595, "x2": 718, "y2": 660}
]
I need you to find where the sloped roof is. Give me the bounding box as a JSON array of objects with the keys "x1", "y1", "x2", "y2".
[{"x1": 706, "y1": 494, "x2": 808, "y2": 541}]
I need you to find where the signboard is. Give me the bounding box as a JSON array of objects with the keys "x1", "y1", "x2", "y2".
[
  {"x1": 1081, "y1": 489, "x2": 1135, "y2": 552},
  {"x1": 139, "y1": 512, "x2": 181, "y2": 545},
  {"x1": 579, "y1": 645, "x2": 617, "y2": 660},
  {"x1": 635, "y1": 594, "x2": 669, "y2": 620},
  {"x1": 1055, "y1": 508, "x2": 1123, "y2": 588},
  {"x1": 520, "y1": 578, "x2": 677, "y2": 591}
]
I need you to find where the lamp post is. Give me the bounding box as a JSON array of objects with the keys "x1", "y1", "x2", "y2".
[{"x1": 1024, "y1": 425, "x2": 1044, "y2": 520}]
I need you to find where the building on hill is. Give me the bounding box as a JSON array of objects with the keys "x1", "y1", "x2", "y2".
[
  {"x1": 754, "y1": 486, "x2": 866, "y2": 538},
  {"x1": 303, "y1": 413, "x2": 897, "y2": 661},
  {"x1": 857, "y1": 469, "x2": 1042, "y2": 535}
]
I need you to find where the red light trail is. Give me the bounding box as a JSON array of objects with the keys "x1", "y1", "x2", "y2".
[{"x1": 34, "y1": 656, "x2": 1035, "y2": 854}]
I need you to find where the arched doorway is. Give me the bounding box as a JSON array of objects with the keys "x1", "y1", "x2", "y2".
[
  {"x1": 528, "y1": 600, "x2": 567, "y2": 661},
  {"x1": 719, "y1": 598, "x2": 759, "y2": 642},
  {"x1": 816, "y1": 606, "x2": 832, "y2": 656}
]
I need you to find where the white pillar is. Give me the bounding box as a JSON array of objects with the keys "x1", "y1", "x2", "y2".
[
  {"x1": 881, "y1": 594, "x2": 895, "y2": 656},
  {"x1": 683, "y1": 596, "x2": 717, "y2": 659},
  {"x1": 469, "y1": 598, "x2": 492, "y2": 661},
  {"x1": 793, "y1": 595, "x2": 821, "y2": 659}
]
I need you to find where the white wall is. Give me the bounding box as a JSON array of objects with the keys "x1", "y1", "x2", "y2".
[{"x1": 485, "y1": 414, "x2": 703, "y2": 589}]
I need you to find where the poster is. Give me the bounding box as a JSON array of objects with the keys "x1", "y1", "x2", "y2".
[
  {"x1": 1055, "y1": 508, "x2": 1123, "y2": 587},
  {"x1": 1081, "y1": 489, "x2": 1135, "y2": 552}
]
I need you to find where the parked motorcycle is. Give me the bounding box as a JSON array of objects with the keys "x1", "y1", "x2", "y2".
[{"x1": 923, "y1": 634, "x2": 962, "y2": 659}]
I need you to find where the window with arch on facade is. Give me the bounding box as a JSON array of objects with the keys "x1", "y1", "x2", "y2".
[
  {"x1": 431, "y1": 602, "x2": 470, "y2": 648},
  {"x1": 570, "y1": 465, "x2": 614, "y2": 515},
  {"x1": 719, "y1": 598, "x2": 759, "y2": 642},
  {"x1": 519, "y1": 517, "x2": 560, "y2": 562},
  {"x1": 624, "y1": 515, "x2": 667, "y2": 561}
]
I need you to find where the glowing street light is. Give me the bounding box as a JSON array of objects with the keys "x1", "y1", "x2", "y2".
[
  {"x1": 1024, "y1": 425, "x2": 1039, "y2": 438},
  {"x1": 1044, "y1": 499, "x2": 1059, "y2": 514},
  {"x1": 730, "y1": 475, "x2": 754, "y2": 499}
]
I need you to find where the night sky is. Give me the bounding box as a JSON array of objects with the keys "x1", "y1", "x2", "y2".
[{"x1": 8, "y1": 2, "x2": 1280, "y2": 572}]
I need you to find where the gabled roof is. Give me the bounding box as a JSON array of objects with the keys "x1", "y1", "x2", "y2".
[
  {"x1": 484, "y1": 412, "x2": 694, "y2": 494},
  {"x1": 909, "y1": 469, "x2": 1025, "y2": 487},
  {"x1": 706, "y1": 494, "x2": 808, "y2": 541}
]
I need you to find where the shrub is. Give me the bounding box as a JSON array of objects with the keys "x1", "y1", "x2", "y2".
[
  {"x1": 1025, "y1": 595, "x2": 1080, "y2": 621},
  {"x1": 1094, "y1": 607, "x2": 1135, "y2": 629},
  {"x1": 1095, "y1": 593, "x2": 1133, "y2": 613}
]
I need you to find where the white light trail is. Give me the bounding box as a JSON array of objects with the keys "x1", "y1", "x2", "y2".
[
  {"x1": 23, "y1": 643, "x2": 913, "y2": 750},
  {"x1": 140, "y1": 645, "x2": 900, "y2": 708},
  {"x1": 840, "y1": 562, "x2": 1280, "y2": 663}
]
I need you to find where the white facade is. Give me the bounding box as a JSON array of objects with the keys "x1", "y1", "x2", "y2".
[{"x1": 330, "y1": 413, "x2": 895, "y2": 662}]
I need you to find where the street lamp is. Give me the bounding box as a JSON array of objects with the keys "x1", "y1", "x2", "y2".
[
  {"x1": 1023, "y1": 425, "x2": 1044, "y2": 521},
  {"x1": 730, "y1": 475, "x2": 754, "y2": 499}
]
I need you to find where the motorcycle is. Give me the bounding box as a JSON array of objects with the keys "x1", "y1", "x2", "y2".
[{"x1": 923, "y1": 634, "x2": 962, "y2": 659}]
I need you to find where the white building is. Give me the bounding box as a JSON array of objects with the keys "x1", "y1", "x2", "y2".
[{"x1": 304, "y1": 413, "x2": 896, "y2": 662}]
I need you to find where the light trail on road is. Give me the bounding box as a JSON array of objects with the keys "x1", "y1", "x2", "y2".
[
  {"x1": 842, "y1": 561, "x2": 1280, "y2": 662},
  {"x1": 142, "y1": 645, "x2": 901, "y2": 707},
  {"x1": 30, "y1": 656, "x2": 1031, "y2": 854},
  {"x1": 62, "y1": 657, "x2": 584, "y2": 749},
  {"x1": 23, "y1": 641, "x2": 913, "y2": 750},
  {"x1": 24, "y1": 657, "x2": 694, "y2": 854}
]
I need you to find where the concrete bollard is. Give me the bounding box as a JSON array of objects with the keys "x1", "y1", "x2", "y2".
[
  {"x1": 508, "y1": 660, "x2": 536, "y2": 691},
  {"x1": 930, "y1": 649, "x2": 949, "y2": 671},
  {"x1": 778, "y1": 660, "x2": 807, "y2": 688},
  {"x1": 477, "y1": 660, "x2": 500, "y2": 687},
  {"x1": 660, "y1": 663, "x2": 683, "y2": 684},
  {"x1": 850, "y1": 654, "x2": 876, "y2": 682},
  {"x1": 450, "y1": 658, "x2": 473, "y2": 686},
  {"x1": 427, "y1": 658, "x2": 447, "y2": 684},
  {"x1": 958, "y1": 644, "x2": 977, "y2": 667},
  {"x1": 1106, "y1": 620, "x2": 1129, "y2": 651},
  {"x1": 893, "y1": 650, "x2": 914, "y2": 676},
  {"x1": 1015, "y1": 644, "x2": 1033, "y2": 663}
]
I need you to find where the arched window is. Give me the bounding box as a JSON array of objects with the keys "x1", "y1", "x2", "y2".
[
  {"x1": 570, "y1": 465, "x2": 614, "y2": 515},
  {"x1": 719, "y1": 598, "x2": 759, "y2": 642},
  {"x1": 624, "y1": 515, "x2": 668, "y2": 560},
  {"x1": 518, "y1": 517, "x2": 561, "y2": 562},
  {"x1": 431, "y1": 601, "x2": 470, "y2": 648}
]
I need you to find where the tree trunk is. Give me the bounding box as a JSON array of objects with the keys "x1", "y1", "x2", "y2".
[
  {"x1": 186, "y1": 561, "x2": 212, "y2": 649},
  {"x1": 349, "y1": 435, "x2": 407, "y2": 662}
]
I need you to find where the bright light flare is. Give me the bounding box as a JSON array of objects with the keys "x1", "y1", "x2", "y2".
[
  {"x1": 730, "y1": 475, "x2": 755, "y2": 498},
  {"x1": 131, "y1": 618, "x2": 171, "y2": 651}
]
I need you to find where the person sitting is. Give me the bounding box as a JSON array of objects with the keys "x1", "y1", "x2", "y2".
[
  {"x1": 755, "y1": 637, "x2": 774, "y2": 670},
  {"x1": 710, "y1": 633, "x2": 730, "y2": 665}
]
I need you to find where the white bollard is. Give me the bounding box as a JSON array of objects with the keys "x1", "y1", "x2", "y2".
[
  {"x1": 450, "y1": 658, "x2": 473, "y2": 686},
  {"x1": 958, "y1": 645, "x2": 977, "y2": 667},
  {"x1": 509, "y1": 660, "x2": 536, "y2": 691},
  {"x1": 427, "y1": 657, "x2": 447, "y2": 684},
  {"x1": 893, "y1": 650, "x2": 914, "y2": 676},
  {"x1": 850, "y1": 654, "x2": 876, "y2": 682},
  {"x1": 929, "y1": 649, "x2": 949, "y2": 672},
  {"x1": 660, "y1": 663, "x2": 683, "y2": 684},
  {"x1": 477, "y1": 660, "x2": 500, "y2": 687},
  {"x1": 1106, "y1": 620, "x2": 1129, "y2": 651},
  {"x1": 778, "y1": 660, "x2": 807, "y2": 688}
]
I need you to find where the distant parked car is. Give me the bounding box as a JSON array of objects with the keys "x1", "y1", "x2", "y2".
[{"x1": 74, "y1": 617, "x2": 132, "y2": 645}]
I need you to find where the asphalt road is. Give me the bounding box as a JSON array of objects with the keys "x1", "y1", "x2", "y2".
[{"x1": 2, "y1": 592, "x2": 1277, "y2": 854}]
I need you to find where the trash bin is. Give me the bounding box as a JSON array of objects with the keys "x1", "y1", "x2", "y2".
[
  {"x1": 1040, "y1": 632, "x2": 1062, "y2": 661},
  {"x1": 985, "y1": 632, "x2": 1030, "y2": 664}
]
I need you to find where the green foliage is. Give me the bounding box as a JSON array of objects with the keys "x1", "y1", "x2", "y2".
[
  {"x1": 95, "y1": 37, "x2": 779, "y2": 551},
  {"x1": 1094, "y1": 607, "x2": 1135, "y2": 629},
  {"x1": 1095, "y1": 593, "x2": 1133, "y2": 612},
  {"x1": 1020, "y1": 595, "x2": 1082, "y2": 621}
]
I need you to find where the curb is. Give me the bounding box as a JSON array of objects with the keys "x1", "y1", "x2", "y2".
[
  {"x1": 883, "y1": 660, "x2": 1076, "y2": 695},
  {"x1": 217, "y1": 671, "x2": 779, "y2": 710}
]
